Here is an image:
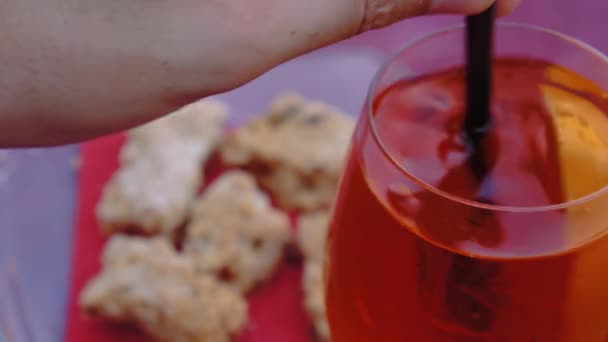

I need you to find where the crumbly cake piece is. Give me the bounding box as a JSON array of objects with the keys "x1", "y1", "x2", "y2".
[
  {"x1": 221, "y1": 94, "x2": 355, "y2": 211},
  {"x1": 96, "y1": 100, "x2": 228, "y2": 236},
  {"x1": 297, "y1": 211, "x2": 331, "y2": 263},
  {"x1": 80, "y1": 235, "x2": 247, "y2": 342},
  {"x1": 183, "y1": 170, "x2": 290, "y2": 293},
  {"x1": 303, "y1": 262, "x2": 330, "y2": 341},
  {"x1": 297, "y1": 211, "x2": 331, "y2": 341}
]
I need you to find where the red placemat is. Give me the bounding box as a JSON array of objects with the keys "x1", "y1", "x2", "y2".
[{"x1": 65, "y1": 134, "x2": 311, "y2": 342}]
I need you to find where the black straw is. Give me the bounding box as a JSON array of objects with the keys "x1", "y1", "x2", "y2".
[{"x1": 464, "y1": 5, "x2": 496, "y2": 151}]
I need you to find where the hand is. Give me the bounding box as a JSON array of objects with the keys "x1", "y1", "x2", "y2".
[{"x1": 0, "y1": 0, "x2": 519, "y2": 146}]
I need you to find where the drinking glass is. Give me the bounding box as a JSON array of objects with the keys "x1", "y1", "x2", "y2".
[{"x1": 325, "y1": 22, "x2": 608, "y2": 341}]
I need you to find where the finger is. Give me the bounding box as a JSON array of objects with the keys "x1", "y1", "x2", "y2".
[
  {"x1": 362, "y1": 0, "x2": 521, "y2": 30},
  {"x1": 494, "y1": 0, "x2": 521, "y2": 16},
  {"x1": 432, "y1": 0, "x2": 521, "y2": 16}
]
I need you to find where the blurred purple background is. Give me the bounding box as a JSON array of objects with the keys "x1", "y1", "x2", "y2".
[{"x1": 0, "y1": 2, "x2": 606, "y2": 341}]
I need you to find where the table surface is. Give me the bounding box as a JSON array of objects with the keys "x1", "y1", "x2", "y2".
[{"x1": 1, "y1": 2, "x2": 607, "y2": 341}]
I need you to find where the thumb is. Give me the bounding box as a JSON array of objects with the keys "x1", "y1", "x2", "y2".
[
  {"x1": 362, "y1": 0, "x2": 520, "y2": 30},
  {"x1": 261, "y1": 0, "x2": 519, "y2": 65}
]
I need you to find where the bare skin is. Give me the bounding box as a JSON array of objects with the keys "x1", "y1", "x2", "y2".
[{"x1": 0, "y1": 0, "x2": 519, "y2": 147}]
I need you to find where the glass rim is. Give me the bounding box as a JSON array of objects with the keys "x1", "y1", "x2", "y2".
[{"x1": 367, "y1": 21, "x2": 608, "y2": 213}]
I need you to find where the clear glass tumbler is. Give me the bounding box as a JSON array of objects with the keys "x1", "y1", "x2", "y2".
[{"x1": 326, "y1": 22, "x2": 608, "y2": 341}]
